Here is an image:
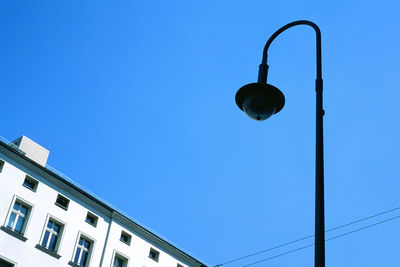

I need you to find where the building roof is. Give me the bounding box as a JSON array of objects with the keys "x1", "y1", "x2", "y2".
[{"x1": 0, "y1": 138, "x2": 207, "y2": 267}]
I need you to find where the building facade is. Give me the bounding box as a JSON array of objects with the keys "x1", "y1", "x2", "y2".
[{"x1": 0, "y1": 136, "x2": 206, "y2": 267}]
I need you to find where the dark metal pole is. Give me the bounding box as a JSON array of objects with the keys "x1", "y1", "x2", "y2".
[{"x1": 259, "y1": 20, "x2": 325, "y2": 267}]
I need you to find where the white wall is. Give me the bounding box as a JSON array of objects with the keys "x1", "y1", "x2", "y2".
[
  {"x1": 0, "y1": 148, "x2": 203, "y2": 267},
  {"x1": 101, "y1": 218, "x2": 189, "y2": 267},
  {"x1": 0, "y1": 154, "x2": 109, "y2": 267}
]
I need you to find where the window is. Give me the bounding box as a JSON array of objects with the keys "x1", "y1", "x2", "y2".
[
  {"x1": 72, "y1": 235, "x2": 93, "y2": 266},
  {"x1": 149, "y1": 248, "x2": 160, "y2": 262},
  {"x1": 23, "y1": 175, "x2": 38, "y2": 192},
  {"x1": 0, "y1": 257, "x2": 15, "y2": 267},
  {"x1": 120, "y1": 231, "x2": 131, "y2": 245},
  {"x1": 41, "y1": 218, "x2": 64, "y2": 252},
  {"x1": 85, "y1": 212, "x2": 98, "y2": 227},
  {"x1": 0, "y1": 160, "x2": 4, "y2": 173},
  {"x1": 55, "y1": 194, "x2": 70, "y2": 210},
  {"x1": 113, "y1": 253, "x2": 128, "y2": 267},
  {"x1": 114, "y1": 257, "x2": 124, "y2": 267},
  {"x1": 6, "y1": 199, "x2": 31, "y2": 235}
]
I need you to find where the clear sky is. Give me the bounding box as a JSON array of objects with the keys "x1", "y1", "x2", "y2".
[{"x1": 1, "y1": 1, "x2": 400, "y2": 266}]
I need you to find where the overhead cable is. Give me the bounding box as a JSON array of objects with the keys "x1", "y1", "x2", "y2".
[{"x1": 213, "y1": 205, "x2": 400, "y2": 267}]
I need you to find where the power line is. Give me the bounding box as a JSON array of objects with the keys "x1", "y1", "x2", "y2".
[
  {"x1": 326, "y1": 206, "x2": 400, "y2": 233},
  {"x1": 240, "y1": 244, "x2": 314, "y2": 267},
  {"x1": 212, "y1": 234, "x2": 314, "y2": 267},
  {"x1": 212, "y1": 205, "x2": 400, "y2": 267},
  {"x1": 239, "y1": 214, "x2": 400, "y2": 267},
  {"x1": 326, "y1": 214, "x2": 400, "y2": 242}
]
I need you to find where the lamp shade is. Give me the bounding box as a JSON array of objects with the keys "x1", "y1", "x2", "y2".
[{"x1": 235, "y1": 83, "x2": 285, "y2": 121}]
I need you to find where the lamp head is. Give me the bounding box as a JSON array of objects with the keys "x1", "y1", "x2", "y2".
[{"x1": 235, "y1": 83, "x2": 285, "y2": 121}]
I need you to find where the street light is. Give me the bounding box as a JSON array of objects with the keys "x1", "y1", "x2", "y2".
[{"x1": 235, "y1": 20, "x2": 325, "y2": 267}]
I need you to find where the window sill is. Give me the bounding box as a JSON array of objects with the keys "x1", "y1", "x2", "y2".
[
  {"x1": 55, "y1": 202, "x2": 68, "y2": 210},
  {"x1": 35, "y1": 244, "x2": 61, "y2": 259},
  {"x1": 120, "y1": 239, "x2": 131, "y2": 246},
  {"x1": 0, "y1": 226, "x2": 28, "y2": 242},
  {"x1": 149, "y1": 257, "x2": 159, "y2": 262},
  {"x1": 22, "y1": 184, "x2": 37, "y2": 192},
  {"x1": 68, "y1": 260, "x2": 81, "y2": 267},
  {"x1": 85, "y1": 221, "x2": 97, "y2": 228}
]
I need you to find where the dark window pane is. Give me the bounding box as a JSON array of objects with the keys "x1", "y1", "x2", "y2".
[
  {"x1": 15, "y1": 216, "x2": 25, "y2": 233},
  {"x1": 0, "y1": 258, "x2": 14, "y2": 267},
  {"x1": 23, "y1": 180, "x2": 34, "y2": 189},
  {"x1": 42, "y1": 230, "x2": 50, "y2": 247},
  {"x1": 20, "y1": 205, "x2": 27, "y2": 215},
  {"x1": 7, "y1": 213, "x2": 16, "y2": 228},
  {"x1": 83, "y1": 240, "x2": 90, "y2": 249},
  {"x1": 85, "y1": 213, "x2": 97, "y2": 227},
  {"x1": 74, "y1": 248, "x2": 81, "y2": 264},
  {"x1": 149, "y1": 249, "x2": 159, "y2": 261},
  {"x1": 0, "y1": 160, "x2": 4, "y2": 173},
  {"x1": 13, "y1": 202, "x2": 20, "y2": 210},
  {"x1": 53, "y1": 222, "x2": 60, "y2": 233},
  {"x1": 113, "y1": 257, "x2": 124, "y2": 267},
  {"x1": 120, "y1": 232, "x2": 131, "y2": 244},
  {"x1": 81, "y1": 250, "x2": 88, "y2": 266},
  {"x1": 56, "y1": 195, "x2": 69, "y2": 209},
  {"x1": 49, "y1": 234, "x2": 58, "y2": 251}
]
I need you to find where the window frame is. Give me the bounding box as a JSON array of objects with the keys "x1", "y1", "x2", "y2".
[
  {"x1": 0, "y1": 159, "x2": 4, "y2": 173},
  {"x1": 0, "y1": 255, "x2": 17, "y2": 267},
  {"x1": 85, "y1": 212, "x2": 98, "y2": 227},
  {"x1": 148, "y1": 247, "x2": 160, "y2": 262},
  {"x1": 119, "y1": 231, "x2": 131, "y2": 246},
  {"x1": 111, "y1": 250, "x2": 129, "y2": 267},
  {"x1": 38, "y1": 214, "x2": 66, "y2": 254},
  {"x1": 55, "y1": 194, "x2": 70, "y2": 210},
  {"x1": 71, "y1": 232, "x2": 95, "y2": 267},
  {"x1": 22, "y1": 175, "x2": 39, "y2": 192},
  {"x1": 3, "y1": 195, "x2": 34, "y2": 237}
]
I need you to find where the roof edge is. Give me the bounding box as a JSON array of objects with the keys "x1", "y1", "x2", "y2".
[{"x1": 0, "y1": 140, "x2": 207, "y2": 267}]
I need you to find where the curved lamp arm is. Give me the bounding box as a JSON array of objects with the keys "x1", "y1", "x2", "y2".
[
  {"x1": 257, "y1": 20, "x2": 322, "y2": 84},
  {"x1": 255, "y1": 20, "x2": 325, "y2": 267}
]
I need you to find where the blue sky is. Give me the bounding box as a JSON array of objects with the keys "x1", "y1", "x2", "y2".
[{"x1": 1, "y1": 1, "x2": 400, "y2": 266}]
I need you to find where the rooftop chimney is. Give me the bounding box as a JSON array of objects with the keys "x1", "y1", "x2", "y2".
[{"x1": 11, "y1": 136, "x2": 49, "y2": 166}]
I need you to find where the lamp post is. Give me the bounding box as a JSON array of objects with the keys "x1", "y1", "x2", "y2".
[{"x1": 235, "y1": 20, "x2": 325, "y2": 267}]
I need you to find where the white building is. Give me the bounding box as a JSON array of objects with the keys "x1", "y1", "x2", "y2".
[{"x1": 0, "y1": 136, "x2": 206, "y2": 267}]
